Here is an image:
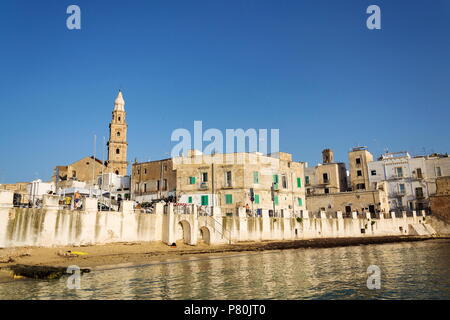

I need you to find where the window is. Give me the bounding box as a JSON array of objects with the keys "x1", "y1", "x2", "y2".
[
  {"x1": 201, "y1": 195, "x2": 209, "y2": 206},
  {"x1": 163, "y1": 179, "x2": 167, "y2": 190},
  {"x1": 144, "y1": 183, "x2": 147, "y2": 193},
  {"x1": 72, "y1": 170, "x2": 77, "y2": 178},
  {"x1": 202, "y1": 172, "x2": 208, "y2": 182},
  {"x1": 137, "y1": 169, "x2": 140, "y2": 175},
  {"x1": 305, "y1": 176, "x2": 310, "y2": 185},
  {"x1": 118, "y1": 117, "x2": 121, "y2": 121},
  {"x1": 371, "y1": 170, "x2": 377, "y2": 176},
  {"x1": 323, "y1": 173, "x2": 329, "y2": 183},
  {"x1": 416, "y1": 168, "x2": 423, "y2": 179},
  {"x1": 357, "y1": 170, "x2": 362, "y2": 177},
  {"x1": 188, "y1": 196, "x2": 193, "y2": 204},
  {"x1": 399, "y1": 184, "x2": 406, "y2": 194},
  {"x1": 225, "y1": 194, "x2": 233, "y2": 204},
  {"x1": 356, "y1": 158, "x2": 361, "y2": 165},
  {"x1": 395, "y1": 167, "x2": 403, "y2": 178},
  {"x1": 164, "y1": 165, "x2": 168, "y2": 171},
  {"x1": 116, "y1": 148, "x2": 120, "y2": 155},
  {"x1": 298, "y1": 198, "x2": 303, "y2": 206},
  {"x1": 324, "y1": 188, "x2": 329, "y2": 194},
  {"x1": 436, "y1": 167, "x2": 442, "y2": 177},
  {"x1": 282, "y1": 175, "x2": 288, "y2": 189},
  {"x1": 157, "y1": 180, "x2": 160, "y2": 190},
  {"x1": 274, "y1": 196, "x2": 279, "y2": 205},
  {"x1": 254, "y1": 194, "x2": 260, "y2": 204},
  {"x1": 356, "y1": 183, "x2": 366, "y2": 190},
  {"x1": 253, "y1": 171, "x2": 259, "y2": 184},
  {"x1": 189, "y1": 176, "x2": 196, "y2": 184},
  {"x1": 415, "y1": 187, "x2": 424, "y2": 198},
  {"x1": 225, "y1": 171, "x2": 232, "y2": 187},
  {"x1": 144, "y1": 169, "x2": 147, "y2": 174},
  {"x1": 297, "y1": 178, "x2": 302, "y2": 188},
  {"x1": 115, "y1": 170, "x2": 119, "y2": 175},
  {"x1": 116, "y1": 131, "x2": 120, "y2": 137}
]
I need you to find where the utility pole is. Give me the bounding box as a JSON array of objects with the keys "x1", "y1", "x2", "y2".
[
  {"x1": 92, "y1": 134, "x2": 97, "y2": 198},
  {"x1": 101, "y1": 136, "x2": 105, "y2": 204},
  {"x1": 211, "y1": 163, "x2": 215, "y2": 207},
  {"x1": 271, "y1": 183, "x2": 276, "y2": 217}
]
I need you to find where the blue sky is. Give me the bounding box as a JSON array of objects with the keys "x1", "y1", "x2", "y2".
[{"x1": 0, "y1": 0, "x2": 449, "y2": 183}]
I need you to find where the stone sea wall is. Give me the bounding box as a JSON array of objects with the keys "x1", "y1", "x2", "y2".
[{"x1": 0, "y1": 191, "x2": 437, "y2": 248}]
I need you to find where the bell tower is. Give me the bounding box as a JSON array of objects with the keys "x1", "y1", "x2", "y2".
[{"x1": 107, "y1": 90, "x2": 128, "y2": 176}]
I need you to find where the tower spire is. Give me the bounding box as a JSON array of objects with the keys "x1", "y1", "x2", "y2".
[{"x1": 114, "y1": 90, "x2": 125, "y2": 111}]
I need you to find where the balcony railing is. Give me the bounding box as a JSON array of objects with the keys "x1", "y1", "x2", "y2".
[{"x1": 199, "y1": 182, "x2": 208, "y2": 189}]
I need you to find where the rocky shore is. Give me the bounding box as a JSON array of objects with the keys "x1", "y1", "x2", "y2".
[{"x1": 0, "y1": 235, "x2": 447, "y2": 281}]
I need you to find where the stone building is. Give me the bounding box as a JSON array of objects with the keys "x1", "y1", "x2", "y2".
[
  {"x1": 54, "y1": 156, "x2": 105, "y2": 185},
  {"x1": 132, "y1": 150, "x2": 307, "y2": 216},
  {"x1": 132, "y1": 158, "x2": 177, "y2": 202},
  {"x1": 348, "y1": 146, "x2": 373, "y2": 191},
  {"x1": 172, "y1": 151, "x2": 306, "y2": 216},
  {"x1": 306, "y1": 181, "x2": 390, "y2": 216},
  {"x1": 430, "y1": 177, "x2": 450, "y2": 222},
  {"x1": 304, "y1": 149, "x2": 347, "y2": 195}
]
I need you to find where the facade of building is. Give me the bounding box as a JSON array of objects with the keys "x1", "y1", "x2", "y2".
[
  {"x1": 305, "y1": 163, "x2": 347, "y2": 195},
  {"x1": 304, "y1": 149, "x2": 347, "y2": 195},
  {"x1": 131, "y1": 158, "x2": 177, "y2": 202},
  {"x1": 172, "y1": 151, "x2": 306, "y2": 216},
  {"x1": 54, "y1": 156, "x2": 106, "y2": 184},
  {"x1": 348, "y1": 146, "x2": 373, "y2": 191},
  {"x1": 0, "y1": 182, "x2": 30, "y2": 205},
  {"x1": 368, "y1": 152, "x2": 450, "y2": 211},
  {"x1": 306, "y1": 182, "x2": 390, "y2": 215},
  {"x1": 131, "y1": 151, "x2": 307, "y2": 216},
  {"x1": 430, "y1": 176, "x2": 450, "y2": 222}
]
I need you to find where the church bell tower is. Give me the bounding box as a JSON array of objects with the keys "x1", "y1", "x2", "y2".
[{"x1": 107, "y1": 90, "x2": 128, "y2": 176}]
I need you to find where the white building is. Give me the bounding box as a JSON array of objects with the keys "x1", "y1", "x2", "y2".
[
  {"x1": 28, "y1": 179, "x2": 56, "y2": 204},
  {"x1": 368, "y1": 152, "x2": 450, "y2": 211}
]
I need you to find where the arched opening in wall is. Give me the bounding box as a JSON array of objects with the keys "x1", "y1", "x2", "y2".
[
  {"x1": 118, "y1": 117, "x2": 121, "y2": 122},
  {"x1": 115, "y1": 170, "x2": 119, "y2": 175},
  {"x1": 199, "y1": 226, "x2": 211, "y2": 245},
  {"x1": 176, "y1": 220, "x2": 191, "y2": 244},
  {"x1": 116, "y1": 148, "x2": 120, "y2": 154},
  {"x1": 116, "y1": 131, "x2": 120, "y2": 137}
]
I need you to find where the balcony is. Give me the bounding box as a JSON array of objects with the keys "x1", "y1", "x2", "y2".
[
  {"x1": 392, "y1": 190, "x2": 406, "y2": 197},
  {"x1": 199, "y1": 182, "x2": 208, "y2": 190}
]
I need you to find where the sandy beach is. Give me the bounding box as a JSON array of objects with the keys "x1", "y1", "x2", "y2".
[{"x1": 0, "y1": 235, "x2": 445, "y2": 282}]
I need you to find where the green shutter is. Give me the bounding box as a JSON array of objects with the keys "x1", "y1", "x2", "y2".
[
  {"x1": 254, "y1": 194, "x2": 260, "y2": 204},
  {"x1": 305, "y1": 176, "x2": 310, "y2": 185},
  {"x1": 297, "y1": 177, "x2": 302, "y2": 188},
  {"x1": 253, "y1": 171, "x2": 259, "y2": 184},
  {"x1": 298, "y1": 197, "x2": 303, "y2": 206},
  {"x1": 274, "y1": 196, "x2": 279, "y2": 205},
  {"x1": 201, "y1": 195, "x2": 208, "y2": 205},
  {"x1": 273, "y1": 174, "x2": 279, "y2": 183},
  {"x1": 225, "y1": 194, "x2": 233, "y2": 204},
  {"x1": 188, "y1": 196, "x2": 193, "y2": 204},
  {"x1": 189, "y1": 176, "x2": 196, "y2": 184}
]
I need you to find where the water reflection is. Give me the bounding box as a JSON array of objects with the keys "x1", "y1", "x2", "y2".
[{"x1": 1, "y1": 240, "x2": 449, "y2": 300}]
